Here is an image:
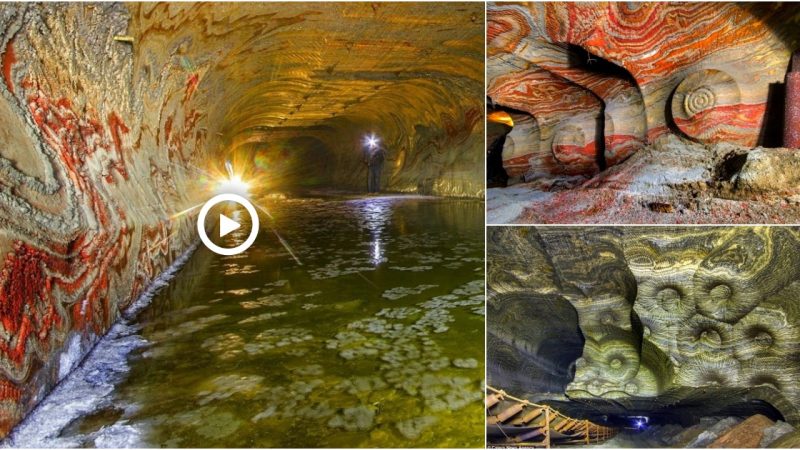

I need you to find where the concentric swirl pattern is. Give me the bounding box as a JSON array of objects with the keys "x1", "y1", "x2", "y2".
[{"x1": 488, "y1": 227, "x2": 800, "y2": 424}]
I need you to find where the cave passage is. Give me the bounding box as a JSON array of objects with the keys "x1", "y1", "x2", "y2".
[{"x1": 5, "y1": 198, "x2": 485, "y2": 448}]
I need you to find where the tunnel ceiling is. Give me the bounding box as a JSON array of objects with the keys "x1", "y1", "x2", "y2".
[
  {"x1": 488, "y1": 227, "x2": 800, "y2": 426},
  {"x1": 128, "y1": 2, "x2": 485, "y2": 195}
]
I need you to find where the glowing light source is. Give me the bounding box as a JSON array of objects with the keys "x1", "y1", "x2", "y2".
[
  {"x1": 488, "y1": 111, "x2": 514, "y2": 127},
  {"x1": 215, "y1": 175, "x2": 251, "y2": 197},
  {"x1": 214, "y1": 160, "x2": 251, "y2": 197},
  {"x1": 364, "y1": 133, "x2": 379, "y2": 149},
  {"x1": 631, "y1": 416, "x2": 649, "y2": 430}
]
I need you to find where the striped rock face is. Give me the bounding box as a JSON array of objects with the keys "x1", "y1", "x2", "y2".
[
  {"x1": 488, "y1": 2, "x2": 800, "y2": 181},
  {"x1": 0, "y1": 2, "x2": 484, "y2": 438},
  {"x1": 488, "y1": 227, "x2": 800, "y2": 424}
]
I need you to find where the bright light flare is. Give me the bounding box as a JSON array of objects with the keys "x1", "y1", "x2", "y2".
[
  {"x1": 169, "y1": 202, "x2": 204, "y2": 220},
  {"x1": 215, "y1": 174, "x2": 251, "y2": 197},
  {"x1": 488, "y1": 111, "x2": 514, "y2": 127},
  {"x1": 364, "y1": 133, "x2": 379, "y2": 149}
]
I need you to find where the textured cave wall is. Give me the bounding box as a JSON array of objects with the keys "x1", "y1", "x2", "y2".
[
  {"x1": 488, "y1": 226, "x2": 800, "y2": 425},
  {"x1": 487, "y1": 2, "x2": 800, "y2": 183},
  {"x1": 136, "y1": 2, "x2": 486, "y2": 197},
  {"x1": 0, "y1": 3, "x2": 212, "y2": 437}
]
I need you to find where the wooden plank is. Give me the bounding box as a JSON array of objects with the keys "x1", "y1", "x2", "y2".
[
  {"x1": 496, "y1": 403, "x2": 525, "y2": 423},
  {"x1": 544, "y1": 408, "x2": 551, "y2": 449},
  {"x1": 513, "y1": 407, "x2": 544, "y2": 425},
  {"x1": 486, "y1": 393, "x2": 502, "y2": 408}
]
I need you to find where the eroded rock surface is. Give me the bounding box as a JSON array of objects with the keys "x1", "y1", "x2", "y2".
[
  {"x1": 487, "y1": 2, "x2": 800, "y2": 223},
  {"x1": 488, "y1": 227, "x2": 800, "y2": 426}
]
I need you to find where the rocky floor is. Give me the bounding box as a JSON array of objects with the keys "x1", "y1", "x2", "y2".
[{"x1": 488, "y1": 135, "x2": 800, "y2": 224}]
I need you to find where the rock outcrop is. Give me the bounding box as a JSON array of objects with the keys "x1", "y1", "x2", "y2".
[
  {"x1": 488, "y1": 227, "x2": 800, "y2": 426},
  {"x1": 487, "y1": 2, "x2": 800, "y2": 223}
]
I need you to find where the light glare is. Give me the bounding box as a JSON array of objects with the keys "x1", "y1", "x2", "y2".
[
  {"x1": 364, "y1": 133, "x2": 379, "y2": 149},
  {"x1": 215, "y1": 175, "x2": 251, "y2": 197}
]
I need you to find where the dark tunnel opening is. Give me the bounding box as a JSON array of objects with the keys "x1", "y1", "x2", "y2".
[
  {"x1": 486, "y1": 99, "x2": 512, "y2": 187},
  {"x1": 487, "y1": 292, "x2": 585, "y2": 397},
  {"x1": 759, "y1": 81, "x2": 786, "y2": 148},
  {"x1": 565, "y1": 44, "x2": 637, "y2": 86}
]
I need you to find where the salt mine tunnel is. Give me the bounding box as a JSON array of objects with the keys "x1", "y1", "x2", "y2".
[
  {"x1": 486, "y1": 2, "x2": 800, "y2": 224},
  {"x1": 487, "y1": 226, "x2": 800, "y2": 448},
  {"x1": 0, "y1": 3, "x2": 485, "y2": 447}
]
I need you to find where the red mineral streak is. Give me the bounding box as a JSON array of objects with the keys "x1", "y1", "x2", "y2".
[
  {"x1": 0, "y1": 242, "x2": 62, "y2": 364},
  {"x1": 0, "y1": 380, "x2": 21, "y2": 402},
  {"x1": 673, "y1": 103, "x2": 766, "y2": 147},
  {"x1": 605, "y1": 135, "x2": 644, "y2": 165},
  {"x1": 183, "y1": 72, "x2": 199, "y2": 104},
  {"x1": 12, "y1": 85, "x2": 140, "y2": 337},
  {"x1": 502, "y1": 153, "x2": 535, "y2": 177},
  {"x1": 487, "y1": 12, "x2": 529, "y2": 53},
  {"x1": 108, "y1": 112, "x2": 131, "y2": 181},
  {"x1": 2, "y1": 39, "x2": 15, "y2": 93},
  {"x1": 553, "y1": 141, "x2": 598, "y2": 175}
]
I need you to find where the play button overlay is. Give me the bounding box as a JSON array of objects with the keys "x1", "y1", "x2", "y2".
[
  {"x1": 197, "y1": 193, "x2": 259, "y2": 256},
  {"x1": 219, "y1": 214, "x2": 241, "y2": 238}
]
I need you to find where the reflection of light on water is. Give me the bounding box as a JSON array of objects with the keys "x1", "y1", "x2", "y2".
[
  {"x1": 360, "y1": 199, "x2": 390, "y2": 266},
  {"x1": 372, "y1": 239, "x2": 382, "y2": 266}
]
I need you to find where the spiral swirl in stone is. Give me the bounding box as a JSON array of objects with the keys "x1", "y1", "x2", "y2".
[{"x1": 684, "y1": 86, "x2": 716, "y2": 115}]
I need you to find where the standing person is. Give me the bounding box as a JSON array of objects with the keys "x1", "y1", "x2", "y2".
[{"x1": 363, "y1": 136, "x2": 386, "y2": 193}]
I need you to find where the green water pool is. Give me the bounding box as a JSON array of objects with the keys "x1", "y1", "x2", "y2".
[{"x1": 45, "y1": 196, "x2": 485, "y2": 448}]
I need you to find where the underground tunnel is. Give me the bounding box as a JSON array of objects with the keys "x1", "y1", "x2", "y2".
[
  {"x1": 487, "y1": 226, "x2": 800, "y2": 448},
  {"x1": 0, "y1": 2, "x2": 485, "y2": 447},
  {"x1": 486, "y1": 2, "x2": 800, "y2": 224}
]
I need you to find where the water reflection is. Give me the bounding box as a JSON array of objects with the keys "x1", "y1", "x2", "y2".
[{"x1": 353, "y1": 198, "x2": 392, "y2": 266}]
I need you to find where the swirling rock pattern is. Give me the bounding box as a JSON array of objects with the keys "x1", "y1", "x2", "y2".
[
  {"x1": 488, "y1": 2, "x2": 800, "y2": 182},
  {"x1": 0, "y1": 4, "x2": 203, "y2": 436},
  {"x1": 488, "y1": 58, "x2": 602, "y2": 177},
  {"x1": 0, "y1": 2, "x2": 484, "y2": 438},
  {"x1": 488, "y1": 226, "x2": 800, "y2": 425},
  {"x1": 499, "y1": 113, "x2": 539, "y2": 179}
]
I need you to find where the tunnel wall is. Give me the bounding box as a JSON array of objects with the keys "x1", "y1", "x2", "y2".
[
  {"x1": 0, "y1": 3, "x2": 208, "y2": 437},
  {"x1": 487, "y1": 2, "x2": 800, "y2": 181},
  {"x1": 159, "y1": 2, "x2": 485, "y2": 198},
  {"x1": 323, "y1": 96, "x2": 485, "y2": 197},
  {"x1": 488, "y1": 226, "x2": 800, "y2": 425}
]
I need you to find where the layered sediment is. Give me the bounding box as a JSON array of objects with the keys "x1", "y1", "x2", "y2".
[{"x1": 487, "y1": 2, "x2": 800, "y2": 223}]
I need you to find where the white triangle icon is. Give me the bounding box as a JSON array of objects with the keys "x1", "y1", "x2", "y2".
[{"x1": 219, "y1": 214, "x2": 241, "y2": 238}]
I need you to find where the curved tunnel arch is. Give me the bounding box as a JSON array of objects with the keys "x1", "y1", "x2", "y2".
[{"x1": 129, "y1": 2, "x2": 485, "y2": 197}]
